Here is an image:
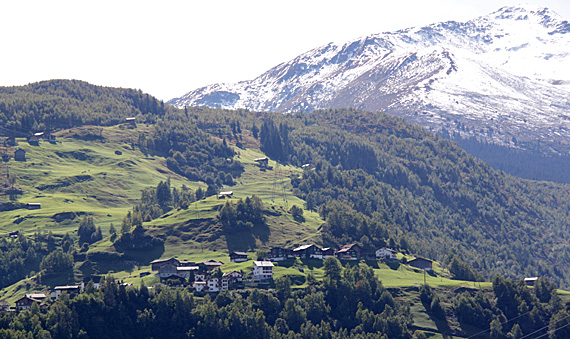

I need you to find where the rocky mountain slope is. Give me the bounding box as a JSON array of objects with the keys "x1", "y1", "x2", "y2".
[{"x1": 169, "y1": 5, "x2": 570, "y2": 153}]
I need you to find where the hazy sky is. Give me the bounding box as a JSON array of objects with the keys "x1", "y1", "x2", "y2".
[{"x1": 1, "y1": 1, "x2": 569, "y2": 101}]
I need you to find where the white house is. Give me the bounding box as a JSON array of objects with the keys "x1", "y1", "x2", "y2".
[
  {"x1": 376, "y1": 247, "x2": 397, "y2": 260},
  {"x1": 253, "y1": 261, "x2": 274, "y2": 280}
]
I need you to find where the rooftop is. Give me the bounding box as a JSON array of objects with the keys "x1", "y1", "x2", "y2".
[{"x1": 254, "y1": 261, "x2": 274, "y2": 267}]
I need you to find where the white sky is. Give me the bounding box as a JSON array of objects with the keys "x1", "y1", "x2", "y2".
[{"x1": 1, "y1": 0, "x2": 569, "y2": 101}]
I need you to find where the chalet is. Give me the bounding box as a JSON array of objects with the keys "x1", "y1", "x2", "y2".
[
  {"x1": 321, "y1": 247, "x2": 335, "y2": 259},
  {"x1": 155, "y1": 263, "x2": 179, "y2": 279},
  {"x1": 126, "y1": 117, "x2": 136, "y2": 124},
  {"x1": 301, "y1": 164, "x2": 310, "y2": 169},
  {"x1": 151, "y1": 258, "x2": 180, "y2": 271},
  {"x1": 200, "y1": 260, "x2": 223, "y2": 271},
  {"x1": 16, "y1": 296, "x2": 39, "y2": 311},
  {"x1": 408, "y1": 257, "x2": 433, "y2": 271},
  {"x1": 222, "y1": 271, "x2": 243, "y2": 283},
  {"x1": 34, "y1": 132, "x2": 44, "y2": 138},
  {"x1": 218, "y1": 191, "x2": 233, "y2": 199},
  {"x1": 254, "y1": 157, "x2": 269, "y2": 167},
  {"x1": 229, "y1": 251, "x2": 248, "y2": 262},
  {"x1": 14, "y1": 148, "x2": 26, "y2": 161},
  {"x1": 376, "y1": 247, "x2": 397, "y2": 260},
  {"x1": 9, "y1": 231, "x2": 19, "y2": 238},
  {"x1": 253, "y1": 261, "x2": 274, "y2": 280},
  {"x1": 16, "y1": 294, "x2": 46, "y2": 311},
  {"x1": 50, "y1": 285, "x2": 80, "y2": 299},
  {"x1": 269, "y1": 247, "x2": 293, "y2": 261},
  {"x1": 0, "y1": 301, "x2": 9, "y2": 311},
  {"x1": 336, "y1": 244, "x2": 363, "y2": 260},
  {"x1": 293, "y1": 244, "x2": 322, "y2": 259},
  {"x1": 26, "y1": 203, "x2": 41, "y2": 210},
  {"x1": 524, "y1": 277, "x2": 539, "y2": 286}
]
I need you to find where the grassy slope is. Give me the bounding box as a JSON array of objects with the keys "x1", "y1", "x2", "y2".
[
  {"x1": 0, "y1": 125, "x2": 540, "y2": 338},
  {"x1": 0, "y1": 124, "x2": 192, "y2": 237}
]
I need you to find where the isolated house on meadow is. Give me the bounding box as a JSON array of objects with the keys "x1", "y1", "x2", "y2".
[
  {"x1": 26, "y1": 203, "x2": 41, "y2": 210},
  {"x1": 14, "y1": 148, "x2": 26, "y2": 161},
  {"x1": 218, "y1": 191, "x2": 233, "y2": 199},
  {"x1": 408, "y1": 257, "x2": 433, "y2": 271},
  {"x1": 27, "y1": 136, "x2": 39, "y2": 145},
  {"x1": 254, "y1": 157, "x2": 269, "y2": 167}
]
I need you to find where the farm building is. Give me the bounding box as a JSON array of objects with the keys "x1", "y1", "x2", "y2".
[
  {"x1": 229, "y1": 251, "x2": 248, "y2": 262},
  {"x1": 408, "y1": 257, "x2": 433, "y2": 271},
  {"x1": 218, "y1": 191, "x2": 233, "y2": 199},
  {"x1": 26, "y1": 203, "x2": 41, "y2": 210},
  {"x1": 14, "y1": 149, "x2": 26, "y2": 161}
]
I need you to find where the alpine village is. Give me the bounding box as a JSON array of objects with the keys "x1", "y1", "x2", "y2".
[{"x1": 3, "y1": 5, "x2": 570, "y2": 339}]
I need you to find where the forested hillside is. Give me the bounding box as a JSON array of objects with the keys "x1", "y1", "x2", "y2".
[
  {"x1": 0, "y1": 80, "x2": 172, "y2": 134},
  {"x1": 186, "y1": 107, "x2": 570, "y2": 287},
  {"x1": 3, "y1": 80, "x2": 570, "y2": 288}
]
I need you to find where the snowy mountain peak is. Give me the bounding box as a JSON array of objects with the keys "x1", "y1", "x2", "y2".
[{"x1": 169, "y1": 6, "x2": 570, "y2": 154}]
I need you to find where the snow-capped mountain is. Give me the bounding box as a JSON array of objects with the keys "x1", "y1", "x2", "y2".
[{"x1": 169, "y1": 5, "x2": 570, "y2": 151}]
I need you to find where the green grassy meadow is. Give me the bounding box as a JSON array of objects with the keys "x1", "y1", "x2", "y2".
[{"x1": 0, "y1": 124, "x2": 526, "y2": 339}]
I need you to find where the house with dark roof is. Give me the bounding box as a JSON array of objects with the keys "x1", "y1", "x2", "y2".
[
  {"x1": 150, "y1": 258, "x2": 180, "y2": 271},
  {"x1": 15, "y1": 294, "x2": 46, "y2": 311},
  {"x1": 321, "y1": 247, "x2": 335, "y2": 259},
  {"x1": 14, "y1": 148, "x2": 26, "y2": 161},
  {"x1": 50, "y1": 285, "x2": 80, "y2": 299},
  {"x1": 336, "y1": 244, "x2": 363, "y2": 260},
  {"x1": 229, "y1": 251, "x2": 249, "y2": 262},
  {"x1": 293, "y1": 244, "x2": 322, "y2": 259},
  {"x1": 200, "y1": 260, "x2": 223, "y2": 271},
  {"x1": 408, "y1": 257, "x2": 433, "y2": 271},
  {"x1": 269, "y1": 247, "x2": 294, "y2": 261}
]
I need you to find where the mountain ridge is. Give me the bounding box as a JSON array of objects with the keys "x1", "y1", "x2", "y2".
[{"x1": 169, "y1": 5, "x2": 570, "y2": 155}]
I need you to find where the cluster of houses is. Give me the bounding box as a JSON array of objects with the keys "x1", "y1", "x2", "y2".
[
  {"x1": 269, "y1": 243, "x2": 433, "y2": 271},
  {"x1": 150, "y1": 256, "x2": 276, "y2": 293},
  {"x1": 0, "y1": 246, "x2": 434, "y2": 311},
  {"x1": 0, "y1": 277, "x2": 104, "y2": 312}
]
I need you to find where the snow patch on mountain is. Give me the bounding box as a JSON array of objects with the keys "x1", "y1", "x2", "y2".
[{"x1": 169, "y1": 5, "x2": 570, "y2": 151}]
